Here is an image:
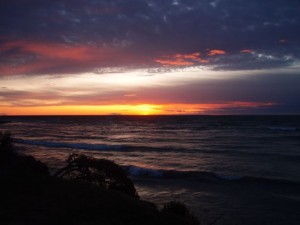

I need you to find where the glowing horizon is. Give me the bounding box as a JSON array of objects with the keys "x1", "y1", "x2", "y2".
[
  {"x1": 1, "y1": 1, "x2": 300, "y2": 115},
  {"x1": 0, "y1": 102, "x2": 277, "y2": 116}
]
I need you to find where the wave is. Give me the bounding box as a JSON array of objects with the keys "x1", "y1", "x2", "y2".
[
  {"x1": 125, "y1": 165, "x2": 300, "y2": 186},
  {"x1": 12, "y1": 138, "x2": 300, "y2": 186},
  {"x1": 268, "y1": 126, "x2": 298, "y2": 131},
  {"x1": 14, "y1": 138, "x2": 124, "y2": 151},
  {"x1": 14, "y1": 138, "x2": 300, "y2": 161},
  {"x1": 14, "y1": 138, "x2": 197, "y2": 153},
  {"x1": 125, "y1": 165, "x2": 163, "y2": 177}
]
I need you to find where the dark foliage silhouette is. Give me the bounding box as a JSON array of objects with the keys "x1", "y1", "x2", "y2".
[
  {"x1": 162, "y1": 201, "x2": 199, "y2": 224},
  {"x1": 0, "y1": 132, "x2": 49, "y2": 175},
  {"x1": 18, "y1": 154, "x2": 49, "y2": 175},
  {"x1": 54, "y1": 153, "x2": 139, "y2": 199},
  {"x1": 0, "y1": 131, "x2": 13, "y2": 153}
]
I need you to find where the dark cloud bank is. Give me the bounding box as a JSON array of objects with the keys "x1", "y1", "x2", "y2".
[{"x1": 1, "y1": 0, "x2": 300, "y2": 75}]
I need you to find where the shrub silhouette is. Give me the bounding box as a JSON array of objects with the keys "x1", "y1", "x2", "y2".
[
  {"x1": 0, "y1": 131, "x2": 13, "y2": 153},
  {"x1": 162, "y1": 201, "x2": 199, "y2": 224},
  {"x1": 54, "y1": 153, "x2": 139, "y2": 199},
  {"x1": 0, "y1": 132, "x2": 15, "y2": 159},
  {"x1": 0, "y1": 132, "x2": 49, "y2": 175},
  {"x1": 19, "y1": 154, "x2": 50, "y2": 175}
]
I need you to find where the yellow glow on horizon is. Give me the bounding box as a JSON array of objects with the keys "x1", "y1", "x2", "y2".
[
  {"x1": 0, "y1": 101, "x2": 276, "y2": 116},
  {"x1": 135, "y1": 104, "x2": 159, "y2": 115},
  {"x1": 0, "y1": 104, "x2": 164, "y2": 116}
]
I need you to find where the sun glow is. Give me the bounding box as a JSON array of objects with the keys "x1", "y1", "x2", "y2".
[
  {"x1": 0, "y1": 104, "x2": 164, "y2": 116},
  {"x1": 135, "y1": 104, "x2": 160, "y2": 115},
  {"x1": 0, "y1": 101, "x2": 275, "y2": 116}
]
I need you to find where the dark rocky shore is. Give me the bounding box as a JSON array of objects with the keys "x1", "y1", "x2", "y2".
[{"x1": 0, "y1": 132, "x2": 198, "y2": 225}]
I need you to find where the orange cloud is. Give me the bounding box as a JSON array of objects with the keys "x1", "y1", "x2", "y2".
[
  {"x1": 207, "y1": 49, "x2": 226, "y2": 56},
  {"x1": 240, "y1": 49, "x2": 254, "y2": 53},
  {"x1": 195, "y1": 59, "x2": 209, "y2": 63},
  {"x1": 155, "y1": 52, "x2": 208, "y2": 66},
  {"x1": 176, "y1": 52, "x2": 200, "y2": 59},
  {"x1": 155, "y1": 59, "x2": 194, "y2": 66}
]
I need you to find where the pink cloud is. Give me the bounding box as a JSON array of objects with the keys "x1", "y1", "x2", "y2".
[
  {"x1": 0, "y1": 40, "x2": 146, "y2": 75},
  {"x1": 207, "y1": 49, "x2": 226, "y2": 56},
  {"x1": 1, "y1": 40, "x2": 111, "y2": 62}
]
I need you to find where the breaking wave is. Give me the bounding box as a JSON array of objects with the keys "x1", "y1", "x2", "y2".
[
  {"x1": 15, "y1": 138, "x2": 124, "y2": 151},
  {"x1": 268, "y1": 126, "x2": 298, "y2": 131},
  {"x1": 125, "y1": 165, "x2": 300, "y2": 186},
  {"x1": 14, "y1": 138, "x2": 300, "y2": 161}
]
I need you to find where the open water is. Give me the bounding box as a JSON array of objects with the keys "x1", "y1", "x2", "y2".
[{"x1": 1, "y1": 115, "x2": 300, "y2": 225}]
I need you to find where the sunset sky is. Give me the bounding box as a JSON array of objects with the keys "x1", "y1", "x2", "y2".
[{"x1": 1, "y1": 0, "x2": 300, "y2": 115}]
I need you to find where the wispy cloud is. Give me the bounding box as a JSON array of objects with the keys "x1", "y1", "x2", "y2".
[{"x1": 0, "y1": 0, "x2": 300, "y2": 76}]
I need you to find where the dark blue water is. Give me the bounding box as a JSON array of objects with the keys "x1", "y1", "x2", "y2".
[{"x1": 1, "y1": 115, "x2": 300, "y2": 224}]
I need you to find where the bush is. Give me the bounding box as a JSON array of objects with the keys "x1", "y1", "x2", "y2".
[
  {"x1": 0, "y1": 131, "x2": 12, "y2": 146},
  {"x1": 0, "y1": 131, "x2": 13, "y2": 153},
  {"x1": 19, "y1": 154, "x2": 50, "y2": 175},
  {"x1": 54, "y1": 153, "x2": 139, "y2": 199},
  {"x1": 0, "y1": 132, "x2": 49, "y2": 175},
  {"x1": 161, "y1": 201, "x2": 199, "y2": 224},
  {"x1": 162, "y1": 201, "x2": 190, "y2": 216}
]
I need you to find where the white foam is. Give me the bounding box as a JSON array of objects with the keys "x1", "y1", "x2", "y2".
[
  {"x1": 269, "y1": 126, "x2": 297, "y2": 131},
  {"x1": 127, "y1": 166, "x2": 163, "y2": 177},
  {"x1": 216, "y1": 174, "x2": 243, "y2": 181}
]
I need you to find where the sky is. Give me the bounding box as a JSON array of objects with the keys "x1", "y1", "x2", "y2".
[{"x1": 0, "y1": 0, "x2": 300, "y2": 115}]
